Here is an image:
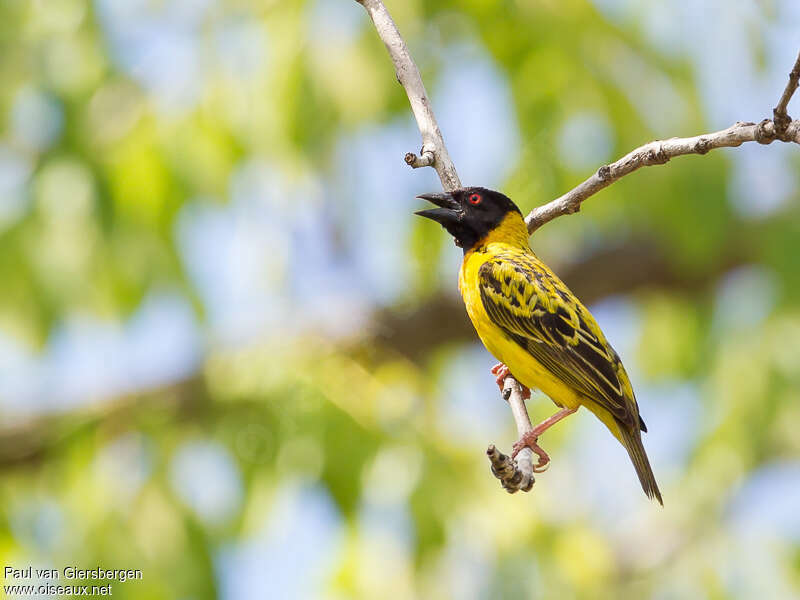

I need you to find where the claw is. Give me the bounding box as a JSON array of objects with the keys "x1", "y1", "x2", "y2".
[
  {"x1": 509, "y1": 407, "x2": 578, "y2": 473},
  {"x1": 511, "y1": 431, "x2": 551, "y2": 472},
  {"x1": 490, "y1": 363, "x2": 531, "y2": 399}
]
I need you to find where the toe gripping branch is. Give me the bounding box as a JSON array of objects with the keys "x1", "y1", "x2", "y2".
[{"x1": 486, "y1": 374, "x2": 535, "y2": 493}]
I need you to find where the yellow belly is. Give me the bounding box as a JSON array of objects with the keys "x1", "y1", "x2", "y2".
[{"x1": 469, "y1": 300, "x2": 584, "y2": 411}]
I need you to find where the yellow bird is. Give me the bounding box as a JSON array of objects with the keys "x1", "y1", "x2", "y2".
[{"x1": 417, "y1": 187, "x2": 662, "y2": 504}]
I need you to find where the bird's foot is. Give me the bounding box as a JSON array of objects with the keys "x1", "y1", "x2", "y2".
[
  {"x1": 490, "y1": 363, "x2": 531, "y2": 399},
  {"x1": 490, "y1": 363, "x2": 508, "y2": 390},
  {"x1": 511, "y1": 431, "x2": 550, "y2": 472},
  {"x1": 509, "y1": 407, "x2": 577, "y2": 473}
]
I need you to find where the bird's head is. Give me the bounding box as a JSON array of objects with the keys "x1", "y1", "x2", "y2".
[{"x1": 415, "y1": 186, "x2": 524, "y2": 251}]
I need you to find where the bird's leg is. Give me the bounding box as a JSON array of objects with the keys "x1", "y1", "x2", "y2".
[
  {"x1": 490, "y1": 363, "x2": 531, "y2": 399},
  {"x1": 511, "y1": 407, "x2": 578, "y2": 472}
]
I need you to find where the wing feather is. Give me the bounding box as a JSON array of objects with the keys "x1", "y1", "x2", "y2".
[{"x1": 478, "y1": 255, "x2": 639, "y2": 429}]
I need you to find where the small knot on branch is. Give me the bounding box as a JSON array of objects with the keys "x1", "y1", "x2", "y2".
[
  {"x1": 773, "y1": 109, "x2": 792, "y2": 134},
  {"x1": 694, "y1": 137, "x2": 711, "y2": 154},
  {"x1": 596, "y1": 165, "x2": 612, "y2": 181},
  {"x1": 784, "y1": 120, "x2": 800, "y2": 143},
  {"x1": 755, "y1": 119, "x2": 776, "y2": 144},
  {"x1": 645, "y1": 144, "x2": 669, "y2": 165},
  {"x1": 405, "y1": 149, "x2": 435, "y2": 168},
  {"x1": 486, "y1": 445, "x2": 534, "y2": 493}
]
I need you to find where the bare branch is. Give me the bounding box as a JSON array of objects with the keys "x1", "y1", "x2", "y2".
[
  {"x1": 526, "y1": 49, "x2": 800, "y2": 233},
  {"x1": 355, "y1": 0, "x2": 536, "y2": 491},
  {"x1": 487, "y1": 446, "x2": 534, "y2": 493},
  {"x1": 355, "y1": 0, "x2": 461, "y2": 191},
  {"x1": 526, "y1": 118, "x2": 800, "y2": 233},
  {"x1": 405, "y1": 149, "x2": 435, "y2": 168},
  {"x1": 773, "y1": 49, "x2": 800, "y2": 133},
  {"x1": 486, "y1": 377, "x2": 536, "y2": 493}
]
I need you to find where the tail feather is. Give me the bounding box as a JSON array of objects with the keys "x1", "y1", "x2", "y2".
[{"x1": 619, "y1": 425, "x2": 662, "y2": 505}]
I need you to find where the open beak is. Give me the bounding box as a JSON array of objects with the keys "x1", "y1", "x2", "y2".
[{"x1": 415, "y1": 191, "x2": 460, "y2": 225}]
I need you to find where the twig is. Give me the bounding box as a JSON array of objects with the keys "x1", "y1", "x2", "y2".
[
  {"x1": 487, "y1": 446, "x2": 534, "y2": 493},
  {"x1": 354, "y1": 0, "x2": 537, "y2": 492},
  {"x1": 355, "y1": 0, "x2": 461, "y2": 192},
  {"x1": 773, "y1": 49, "x2": 800, "y2": 133},
  {"x1": 486, "y1": 377, "x2": 535, "y2": 492},
  {"x1": 526, "y1": 52, "x2": 800, "y2": 234}
]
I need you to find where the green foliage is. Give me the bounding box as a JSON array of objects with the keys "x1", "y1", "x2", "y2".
[{"x1": 0, "y1": 1, "x2": 799, "y2": 599}]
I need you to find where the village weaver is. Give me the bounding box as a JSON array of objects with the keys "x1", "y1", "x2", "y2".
[{"x1": 416, "y1": 187, "x2": 662, "y2": 503}]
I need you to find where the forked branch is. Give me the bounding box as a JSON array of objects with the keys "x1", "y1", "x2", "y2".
[
  {"x1": 773, "y1": 49, "x2": 800, "y2": 132},
  {"x1": 525, "y1": 118, "x2": 800, "y2": 233}
]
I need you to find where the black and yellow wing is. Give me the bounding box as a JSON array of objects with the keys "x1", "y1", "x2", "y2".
[{"x1": 478, "y1": 252, "x2": 643, "y2": 432}]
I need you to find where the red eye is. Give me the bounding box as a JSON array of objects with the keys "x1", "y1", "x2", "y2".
[{"x1": 469, "y1": 193, "x2": 482, "y2": 205}]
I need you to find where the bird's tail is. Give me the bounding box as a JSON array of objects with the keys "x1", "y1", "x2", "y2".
[{"x1": 619, "y1": 425, "x2": 663, "y2": 505}]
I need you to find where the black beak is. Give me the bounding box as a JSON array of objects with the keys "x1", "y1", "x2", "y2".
[{"x1": 415, "y1": 192, "x2": 460, "y2": 225}]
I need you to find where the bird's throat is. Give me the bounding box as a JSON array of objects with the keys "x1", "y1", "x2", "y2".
[{"x1": 466, "y1": 211, "x2": 530, "y2": 254}]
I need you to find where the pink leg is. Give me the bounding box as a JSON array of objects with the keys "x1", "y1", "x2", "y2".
[
  {"x1": 490, "y1": 363, "x2": 531, "y2": 399},
  {"x1": 530, "y1": 407, "x2": 578, "y2": 437},
  {"x1": 511, "y1": 407, "x2": 578, "y2": 472}
]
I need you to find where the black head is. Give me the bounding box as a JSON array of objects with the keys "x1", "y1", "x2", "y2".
[{"x1": 415, "y1": 187, "x2": 522, "y2": 251}]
